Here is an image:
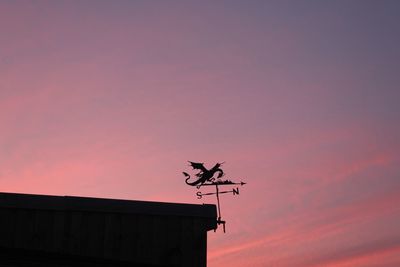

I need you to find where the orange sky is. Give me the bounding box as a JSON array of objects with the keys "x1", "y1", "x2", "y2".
[{"x1": 1, "y1": 1, "x2": 400, "y2": 266}]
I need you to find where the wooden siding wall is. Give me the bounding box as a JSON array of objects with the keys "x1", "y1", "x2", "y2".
[{"x1": 0, "y1": 207, "x2": 208, "y2": 267}]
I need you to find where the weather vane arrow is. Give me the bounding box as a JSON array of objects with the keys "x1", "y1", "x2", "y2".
[
  {"x1": 182, "y1": 161, "x2": 247, "y2": 233},
  {"x1": 200, "y1": 181, "x2": 247, "y2": 186}
]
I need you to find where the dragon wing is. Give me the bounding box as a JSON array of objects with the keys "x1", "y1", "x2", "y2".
[{"x1": 188, "y1": 161, "x2": 207, "y2": 172}]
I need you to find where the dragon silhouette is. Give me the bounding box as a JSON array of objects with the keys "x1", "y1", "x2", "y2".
[{"x1": 183, "y1": 161, "x2": 224, "y2": 187}]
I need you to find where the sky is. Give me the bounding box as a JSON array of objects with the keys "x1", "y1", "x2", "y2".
[{"x1": 1, "y1": 1, "x2": 400, "y2": 266}]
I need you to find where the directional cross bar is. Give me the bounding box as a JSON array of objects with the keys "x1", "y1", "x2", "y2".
[{"x1": 196, "y1": 187, "x2": 240, "y2": 199}]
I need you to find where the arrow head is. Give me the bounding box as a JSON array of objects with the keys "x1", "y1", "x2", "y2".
[{"x1": 240, "y1": 181, "x2": 247, "y2": 186}]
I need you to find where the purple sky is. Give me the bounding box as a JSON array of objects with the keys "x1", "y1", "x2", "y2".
[{"x1": 1, "y1": 1, "x2": 400, "y2": 266}]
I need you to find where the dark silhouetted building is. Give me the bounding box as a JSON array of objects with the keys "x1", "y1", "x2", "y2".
[{"x1": 0, "y1": 192, "x2": 217, "y2": 267}]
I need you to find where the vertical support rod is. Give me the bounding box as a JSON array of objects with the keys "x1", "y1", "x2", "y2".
[
  {"x1": 216, "y1": 184, "x2": 221, "y2": 219},
  {"x1": 215, "y1": 184, "x2": 226, "y2": 232}
]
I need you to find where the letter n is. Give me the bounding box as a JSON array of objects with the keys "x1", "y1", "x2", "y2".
[{"x1": 233, "y1": 187, "x2": 239, "y2": 195}]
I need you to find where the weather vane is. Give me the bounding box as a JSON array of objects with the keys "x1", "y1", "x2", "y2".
[{"x1": 183, "y1": 161, "x2": 246, "y2": 233}]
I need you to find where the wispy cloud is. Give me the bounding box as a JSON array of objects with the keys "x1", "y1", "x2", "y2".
[{"x1": 209, "y1": 189, "x2": 400, "y2": 266}]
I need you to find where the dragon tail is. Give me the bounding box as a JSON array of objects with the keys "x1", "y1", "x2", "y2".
[{"x1": 183, "y1": 172, "x2": 201, "y2": 186}]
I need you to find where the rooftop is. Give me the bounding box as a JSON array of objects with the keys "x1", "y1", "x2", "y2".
[{"x1": 0, "y1": 192, "x2": 217, "y2": 221}]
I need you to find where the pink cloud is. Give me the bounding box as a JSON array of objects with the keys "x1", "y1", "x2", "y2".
[
  {"x1": 208, "y1": 189, "x2": 400, "y2": 267},
  {"x1": 307, "y1": 239, "x2": 400, "y2": 267}
]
